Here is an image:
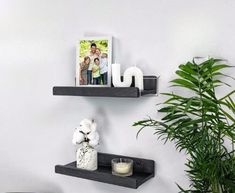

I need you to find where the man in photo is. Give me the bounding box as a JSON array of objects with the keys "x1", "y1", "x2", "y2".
[{"x1": 87, "y1": 43, "x2": 98, "y2": 84}]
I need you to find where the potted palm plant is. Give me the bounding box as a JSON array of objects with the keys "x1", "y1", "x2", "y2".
[{"x1": 134, "y1": 58, "x2": 235, "y2": 193}]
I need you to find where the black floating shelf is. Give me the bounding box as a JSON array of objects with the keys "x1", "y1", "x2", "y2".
[
  {"x1": 55, "y1": 152, "x2": 155, "y2": 189},
  {"x1": 53, "y1": 76, "x2": 158, "y2": 98}
]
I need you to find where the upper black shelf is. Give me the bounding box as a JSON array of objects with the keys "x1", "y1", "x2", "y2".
[
  {"x1": 53, "y1": 76, "x2": 158, "y2": 98},
  {"x1": 55, "y1": 152, "x2": 155, "y2": 189}
]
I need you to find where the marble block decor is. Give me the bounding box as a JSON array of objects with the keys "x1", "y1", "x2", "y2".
[{"x1": 76, "y1": 142, "x2": 97, "y2": 171}]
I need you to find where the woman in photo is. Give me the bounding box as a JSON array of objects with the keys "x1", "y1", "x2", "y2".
[
  {"x1": 80, "y1": 56, "x2": 90, "y2": 85},
  {"x1": 92, "y1": 58, "x2": 101, "y2": 85},
  {"x1": 95, "y1": 48, "x2": 101, "y2": 58}
]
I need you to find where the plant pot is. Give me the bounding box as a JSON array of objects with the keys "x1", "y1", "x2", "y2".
[{"x1": 76, "y1": 142, "x2": 97, "y2": 171}]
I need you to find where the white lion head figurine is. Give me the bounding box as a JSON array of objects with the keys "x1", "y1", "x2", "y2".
[{"x1": 72, "y1": 119, "x2": 99, "y2": 147}]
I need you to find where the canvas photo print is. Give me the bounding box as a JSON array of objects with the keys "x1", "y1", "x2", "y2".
[{"x1": 76, "y1": 37, "x2": 112, "y2": 86}]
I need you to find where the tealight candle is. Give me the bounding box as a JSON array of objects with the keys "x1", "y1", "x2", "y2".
[{"x1": 111, "y1": 158, "x2": 133, "y2": 177}]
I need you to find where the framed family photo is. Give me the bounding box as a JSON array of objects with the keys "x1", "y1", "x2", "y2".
[{"x1": 76, "y1": 36, "x2": 112, "y2": 87}]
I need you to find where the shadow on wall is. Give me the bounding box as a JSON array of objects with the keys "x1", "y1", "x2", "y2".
[
  {"x1": 2, "y1": 168, "x2": 63, "y2": 193},
  {"x1": 92, "y1": 107, "x2": 111, "y2": 153},
  {"x1": 84, "y1": 97, "x2": 150, "y2": 115}
]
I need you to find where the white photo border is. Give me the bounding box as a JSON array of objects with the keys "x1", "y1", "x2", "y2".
[{"x1": 76, "y1": 36, "x2": 112, "y2": 87}]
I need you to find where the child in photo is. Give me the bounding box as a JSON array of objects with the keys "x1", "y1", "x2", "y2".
[
  {"x1": 100, "y1": 53, "x2": 108, "y2": 85},
  {"x1": 92, "y1": 58, "x2": 101, "y2": 85}
]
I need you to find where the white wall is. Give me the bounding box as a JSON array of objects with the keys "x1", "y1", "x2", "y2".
[{"x1": 0, "y1": 0, "x2": 234, "y2": 193}]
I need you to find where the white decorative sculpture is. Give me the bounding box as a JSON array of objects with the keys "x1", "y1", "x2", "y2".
[
  {"x1": 72, "y1": 119, "x2": 99, "y2": 171},
  {"x1": 112, "y1": 63, "x2": 144, "y2": 90}
]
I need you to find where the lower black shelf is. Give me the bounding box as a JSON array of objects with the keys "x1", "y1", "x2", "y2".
[{"x1": 55, "y1": 152, "x2": 155, "y2": 189}]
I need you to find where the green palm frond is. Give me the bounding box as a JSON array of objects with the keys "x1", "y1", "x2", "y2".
[{"x1": 133, "y1": 57, "x2": 235, "y2": 193}]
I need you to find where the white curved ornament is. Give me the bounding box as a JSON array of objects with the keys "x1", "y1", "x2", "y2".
[{"x1": 112, "y1": 64, "x2": 144, "y2": 90}]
